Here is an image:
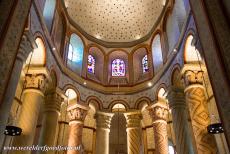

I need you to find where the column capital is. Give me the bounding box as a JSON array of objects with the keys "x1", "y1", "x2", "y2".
[
  {"x1": 95, "y1": 111, "x2": 114, "y2": 130},
  {"x1": 181, "y1": 64, "x2": 206, "y2": 87},
  {"x1": 167, "y1": 86, "x2": 186, "y2": 109},
  {"x1": 124, "y1": 111, "x2": 142, "y2": 128},
  {"x1": 67, "y1": 104, "x2": 89, "y2": 125},
  {"x1": 24, "y1": 73, "x2": 48, "y2": 94},
  {"x1": 18, "y1": 30, "x2": 37, "y2": 62},
  {"x1": 148, "y1": 101, "x2": 169, "y2": 123}
]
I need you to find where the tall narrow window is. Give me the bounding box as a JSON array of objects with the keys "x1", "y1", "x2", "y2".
[
  {"x1": 142, "y1": 55, "x2": 148, "y2": 73},
  {"x1": 43, "y1": 0, "x2": 56, "y2": 32},
  {"x1": 112, "y1": 59, "x2": 125, "y2": 77},
  {"x1": 67, "y1": 44, "x2": 77, "y2": 62},
  {"x1": 88, "y1": 55, "x2": 95, "y2": 74},
  {"x1": 67, "y1": 33, "x2": 84, "y2": 75}
]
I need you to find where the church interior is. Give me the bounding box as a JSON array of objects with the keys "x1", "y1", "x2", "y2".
[{"x1": 0, "y1": 0, "x2": 230, "y2": 154}]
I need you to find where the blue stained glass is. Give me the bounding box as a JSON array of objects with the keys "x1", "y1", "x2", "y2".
[{"x1": 112, "y1": 59, "x2": 125, "y2": 76}]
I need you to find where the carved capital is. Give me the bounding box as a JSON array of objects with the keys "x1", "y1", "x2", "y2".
[
  {"x1": 124, "y1": 111, "x2": 142, "y2": 128},
  {"x1": 24, "y1": 73, "x2": 48, "y2": 93},
  {"x1": 183, "y1": 70, "x2": 204, "y2": 86},
  {"x1": 95, "y1": 112, "x2": 114, "y2": 130},
  {"x1": 67, "y1": 104, "x2": 89, "y2": 124},
  {"x1": 181, "y1": 64, "x2": 206, "y2": 87},
  {"x1": 149, "y1": 102, "x2": 168, "y2": 123}
]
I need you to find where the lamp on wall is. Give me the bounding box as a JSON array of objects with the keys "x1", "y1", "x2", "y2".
[
  {"x1": 192, "y1": 37, "x2": 224, "y2": 134},
  {"x1": 4, "y1": 49, "x2": 34, "y2": 136}
]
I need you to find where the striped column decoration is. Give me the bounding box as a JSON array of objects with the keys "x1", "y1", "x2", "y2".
[
  {"x1": 124, "y1": 111, "x2": 142, "y2": 154},
  {"x1": 182, "y1": 67, "x2": 217, "y2": 154},
  {"x1": 149, "y1": 100, "x2": 169, "y2": 154}
]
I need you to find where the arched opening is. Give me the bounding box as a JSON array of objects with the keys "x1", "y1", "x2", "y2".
[
  {"x1": 152, "y1": 34, "x2": 163, "y2": 73},
  {"x1": 110, "y1": 103, "x2": 127, "y2": 154},
  {"x1": 158, "y1": 87, "x2": 166, "y2": 99},
  {"x1": 184, "y1": 35, "x2": 202, "y2": 63},
  {"x1": 26, "y1": 37, "x2": 46, "y2": 66},
  {"x1": 65, "y1": 88, "x2": 78, "y2": 105},
  {"x1": 67, "y1": 34, "x2": 84, "y2": 76}
]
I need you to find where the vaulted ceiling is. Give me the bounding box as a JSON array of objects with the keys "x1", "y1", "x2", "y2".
[{"x1": 64, "y1": 0, "x2": 166, "y2": 43}]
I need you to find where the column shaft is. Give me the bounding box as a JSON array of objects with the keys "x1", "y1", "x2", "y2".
[
  {"x1": 185, "y1": 85, "x2": 217, "y2": 153},
  {"x1": 10, "y1": 73, "x2": 48, "y2": 154},
  {"x1": 167, "y1": 87, "x2": 195, "y2": 154},
  {"x1": 38, "y1": 91, "x2": 63, "y2": 154},
  {"x1": 67, "y1": 104, "x2": 89, "y2": 154},
  {"x1": 124, "y1": 111, "x2": 142, "y2": 154},
  {"x1": 182, "y1": 68, "x2": 217, "y2": 153},
  {"x1": 149, "y1": 102, "x2": 169, "y2": 154},
  {"x1": 153, "y1": 122, "x2": 168, "y2": 154},
  {"x1": 95, "y1": 112, "x2": 113, "y2": 154}
]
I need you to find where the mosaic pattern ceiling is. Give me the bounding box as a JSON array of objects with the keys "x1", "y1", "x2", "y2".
[{"x1": 65, "y1": 0, "x2": 165, "y2": 42}]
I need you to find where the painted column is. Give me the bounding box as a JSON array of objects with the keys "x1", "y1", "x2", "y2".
[
  {"x1": 189, "y1": 0, "x2": 230, "y2": 146},
  {"x1": 95, "y1": 112, "x2": 113, "y2": 154},
  {"x1": 182, "y1": 66, "x2": 217, "y2": 153},
  {"x1": 167, "y1": 86, "x2": 195, "y2": 154},
  {"x1": 149, "y1": 100, "x2": 169, "y2": 154},
  {"x1": 37, "y1": 89, "x2": 64, "y2": 154},
  {"x1": 67, "y1": 104, "x2": 89, "y2": 154},
  {"x1": 0, "y1": 31, "x2": 36, "y2": 150},
  {"x1": 10, "y1": 71, "x2": 49, "y2": 154},
  {"x1": 124, "y1": 111, "x2": 142, "y2": 154}
]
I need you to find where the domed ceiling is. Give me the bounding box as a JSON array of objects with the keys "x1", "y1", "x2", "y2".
[{"x1": 64, "y1": 0, "x2": 166, "y2": 43}]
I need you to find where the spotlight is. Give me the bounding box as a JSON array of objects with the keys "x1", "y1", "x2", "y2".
[
  {"x1": 4, "y1": 126, "x2": 22, "y2": 136},
  {"x1": 148, "y1": 82, "x2": 152, "y2": 87},
  {"x1": 207, "y1": 123, "x2": 224, "y2": 134}
]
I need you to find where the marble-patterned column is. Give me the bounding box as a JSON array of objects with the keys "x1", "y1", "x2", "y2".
[
  {"x1": 124, "y1": 111, "x2": 142, "y2": 154},
  {"x1": 67, "y1": 104, "x2": 89, "y2": 154},
  {"x1": 149, "y1": 101, "x2": 169, "y2": 154},
  {"x1": 167, "y1": 86, "x2": 195, "y2": 154},
  {"x1": 37, "y1": 89, "x2": 64, "y2": 154},
  {"x1": 95, "y1": 112, "x2": 114, "y2": 154},
  {"x1": 10, "y1": 71, "x2": 49, "y2": 154},
  {"x1": 0, "y1": 31, "x2": 36, "y2": 150},
  {"x1": 182, "y1": 66, "x2": 217, "y2": 153}
]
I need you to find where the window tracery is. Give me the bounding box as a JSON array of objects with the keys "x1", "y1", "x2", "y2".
[{"x1": 112, "y1": 59, "x2": 125, "y2": 77}]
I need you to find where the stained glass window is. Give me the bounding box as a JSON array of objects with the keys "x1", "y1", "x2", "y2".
[
  {"x1": 142, "y1": 55, "x2": 148, "y2": 73},
  {"x1": 88, "y1": 55, "x2": 95, "y2": 73},
  {"x1": 112, "y1": 59, "x2": 125, "y2": 76}
]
